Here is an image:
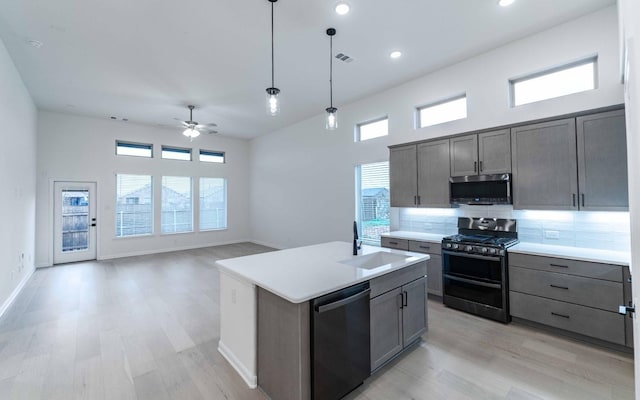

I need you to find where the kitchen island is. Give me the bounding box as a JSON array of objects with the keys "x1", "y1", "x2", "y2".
[{"x1": 216, "y1": 241, "x2": 430, "y2": 400}]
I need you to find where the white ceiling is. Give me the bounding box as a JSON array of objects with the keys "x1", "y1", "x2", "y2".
[{"x1": 0, "y1": 0, "x2": 615, "y2": 139}]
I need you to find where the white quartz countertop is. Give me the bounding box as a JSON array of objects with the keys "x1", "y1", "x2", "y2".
[
  {"x1": 510, "y1": 242, "x2": 630, "y2": 266},
  {"x1": 381, "y1": 231, "x2": 447, "y2": 243},
  {"x1": 215, "y1": 241, "x2": 429, "y2": 304}
]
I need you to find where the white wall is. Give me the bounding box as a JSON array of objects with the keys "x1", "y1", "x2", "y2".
[
  {"x1": 250, "y1": 6, "x2": 624, "y2": 250},
  {"x1": 35, "y1": 111, "x2": 251, "y2": 266},
  {"x1": 0, "y1": 37, "x2": 37, "y2": 312}
]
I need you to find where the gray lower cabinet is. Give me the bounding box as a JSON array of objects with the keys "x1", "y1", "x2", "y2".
[
  {"x1": 370, "y1": 266, "x2": 427, "y2": 372},
  {"x1": 389, "y1": 140, "x2": 450, "y2": 208},
  {"x1": 576, "y1": 109, "x2": 628, "y2": 211},
  {"x1": 509, "y1": 253, "x2": 631, "y2": 347},
  {"x1": 408, "y1": 240, "x2": 442, "y2": 296},
  {"x1": 511, "y1": 118, "x2": 578, "y2": 210}
]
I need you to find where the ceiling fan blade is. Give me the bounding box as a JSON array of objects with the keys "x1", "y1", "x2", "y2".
[
  {"x1": 206, "y1": 130, "x2": 219, "y2": 134},
  {"x1": 197, "y1": 122, "x2": 218, "y2": 128}
]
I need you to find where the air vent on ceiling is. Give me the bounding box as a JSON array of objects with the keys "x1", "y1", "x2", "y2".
[{"x1": 335, "y1": 53, "x2": 355, "y2": 63}]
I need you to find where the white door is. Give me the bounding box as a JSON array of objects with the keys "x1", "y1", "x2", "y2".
[{"x1": 53, "y1": 181, "x2": 97, "y2": 264}]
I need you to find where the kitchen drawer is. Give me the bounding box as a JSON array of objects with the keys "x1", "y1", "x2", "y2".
[
  {"x1": 509, "y1": 266, "x2": 623, "y2": 312},
  {"x1": 508, "y1": 253, "x2": 622, "y2": 282},
  {"x1": 370, "y1": 261, "x2": 427, "y2": 298},
  {"x1": 510, "y1": 291, "x2": 625, "y2": 345},
  {"x1": 409, "y1": 240, "x2": 441, "y2": 254},
  {"x1": 381, "y1": 237, "x2": 409, "y2": 251}
]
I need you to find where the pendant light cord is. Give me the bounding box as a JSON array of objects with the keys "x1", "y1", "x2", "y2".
[
  {"x1": 271, "y1": 1, "x2": 275, "y2": 88},
  {"x1": 329, "y1": 35, "x2": 333, "y2": 108}
]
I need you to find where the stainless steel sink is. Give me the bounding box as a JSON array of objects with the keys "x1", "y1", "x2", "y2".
[{"x1": 339, "y1": 251, "x2": 412, "y2": 270}]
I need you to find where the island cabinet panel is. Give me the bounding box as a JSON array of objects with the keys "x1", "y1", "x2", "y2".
[
  {"x1": 370, "y1": 288, "x2": 403, "y2": 371},
  {"x1": 369, "y1": 261, "x2": 428, "y2": 373},
  {"x1": 257, "y1": 288, "x2": 310, "y2": 400}
]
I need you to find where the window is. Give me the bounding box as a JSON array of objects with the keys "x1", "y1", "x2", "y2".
[
  {"x1": 356, "y1": 117, "x2": 388, "y2": 142},
  {"x1": 417, "y1": 95, "x2": 467, "y2": 128},
  {"x1": 200, "y1": 178, "x2": 227, "y2": 230},
  {"x1": 510, "y1": 58, "x2": 597, "y2": 107},
  {"x1": 161, "y1": 176, "x2": 193, "y2": 234},
  {"x1": 162, "y1": 146, "x2": 191, "y2": 161},
  {"x1": 116, "y1": 141, "x2": 153, "y2": 158},
  {"x1": 356, "y1": 161, "x2": 390, "y2": 245},
  {"x1": 116, "y1": 174, "x2": 153, "y2": 237},
  {"x1": 199, "y1": 150, "x2": 225, "y2": 163}
]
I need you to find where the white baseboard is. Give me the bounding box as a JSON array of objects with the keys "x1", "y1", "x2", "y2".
[
  {"x1": 218, "y1": 340, "x2": 257, "y2": 388},
  {"x1": 98, "y1": 238, "x2": 254, "y2": 260},
  {"x1": 0, "y1": 267, "x2": 35, "y2": 319}
]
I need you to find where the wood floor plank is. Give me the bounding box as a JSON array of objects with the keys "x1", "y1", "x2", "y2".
[{"x1": 0, "y1": 242, "x2": 633, "y2": 400}]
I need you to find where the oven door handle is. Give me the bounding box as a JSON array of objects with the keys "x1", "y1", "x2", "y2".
[
  {"x1": 442, "y1": 250, "x2": 502, "y2": 262},
  {"x1": 444, "y1": 274, "x2": 502, "y2": 289}
]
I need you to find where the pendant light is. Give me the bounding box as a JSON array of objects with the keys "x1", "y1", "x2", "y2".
[
  {"x1": 266, "y1": 0, "x2": 280, "y2": 116},
  {"x1": 325, "y1": 28, "x2": 338, "y2": 130}
]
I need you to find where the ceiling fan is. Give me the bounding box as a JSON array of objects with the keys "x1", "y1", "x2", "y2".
[{"x1": 178, "y1": 105, "x2": 218, "y2": 140}]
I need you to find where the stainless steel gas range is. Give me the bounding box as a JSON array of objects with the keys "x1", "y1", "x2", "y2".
[{"x1": 441, "y1": 217, "x2": 518, "y2": 323}]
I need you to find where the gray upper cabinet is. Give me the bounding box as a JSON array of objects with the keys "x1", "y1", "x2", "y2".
[
  {"x1": 478, "y1": 129, "x2": 511, "y2": 175},
  {"x1": 450, "y1": 130, "x2": 511, "y2": 177},
  {"x1": 450, "y1": 134, "x2": 478, "y2": 176},
  {"x1": 390, "y1": 145, "x2": 418, "y2": 207},
  {"x1": 576, "y1": 110, "x2": 628, "y2": 211},
  {"x1": 511, "y1": 118, "x2": 578, "y2": 210},
  {"x1": 417, "y1": 139, "x2": 450, "y2": 207}
]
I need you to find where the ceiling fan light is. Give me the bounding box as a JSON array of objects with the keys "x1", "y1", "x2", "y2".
[{"x1": 266, "y1": 87, "x2": 280, "y2": 116}]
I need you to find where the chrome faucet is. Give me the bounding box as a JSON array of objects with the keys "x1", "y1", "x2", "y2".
[{"x1": 353, "y1": 221, "x2": 362, "y2": 255}]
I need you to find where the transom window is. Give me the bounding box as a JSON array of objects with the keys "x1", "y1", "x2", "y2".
[
  {"x1": 200, "y1": 150, "x2": 225, "y2": 163},
  {"x1": 116, "y1": 141, "x2": 153, "y2": 158},
  {"x1": 510, "y1": 58, "x2": 597, "y2": 107},
  {"x1": 417, "y1": 95, "x2": 467, "y2": 128},
  {"x1": 356, "y1": 117, "x2": 389, "y2": 142},
  {"x1": 161, "y1": 146, "x2": 192, "y2": 161}
]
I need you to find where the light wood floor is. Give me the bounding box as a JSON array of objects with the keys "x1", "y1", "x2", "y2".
[{"x1": 0, "y1": 243, "x2": 633, "y2": 400}]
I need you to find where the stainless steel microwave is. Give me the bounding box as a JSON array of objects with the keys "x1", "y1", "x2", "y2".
[{"x1": 449, "y1": 173, "x2": 512, "y2": 205}]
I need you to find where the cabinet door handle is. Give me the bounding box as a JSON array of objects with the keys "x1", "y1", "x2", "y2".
[
  {"x1": 551, "y1": 312, "x2": 570, "y2": 319},
  {"x1": 581, "y1": 193, "x2": 585, "y2": 207},
  {"x1": 403, "y1": 291, "x2": 408, "y2": 307},
  {"x1": 417, "y1": 195, "x2": 421, "y2": 205},
  {"x1": 399, "y1": 292, "x2": 404, "y2": 309},
  {"x1": 473, "y1": 161, "x2": 477, "y2": 172},
  {"x1": 550, "y1": 284, "x2": 569, "y2": 290},
  {"x1": 572, "y1": 193, "x2": 576, "y2": 207},
  {"x1": 479, "y1": 161, "x2": 483, "y2": 172},
  {"x1": 414, "y1": 195, "x2": 417, "y2": 205},
  {"x1": 549, "y1": 263, "x2": 569, "y2": 269}
]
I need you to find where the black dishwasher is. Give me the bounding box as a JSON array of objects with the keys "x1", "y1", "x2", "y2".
[{"x1": 311, "y1": 282, "x2": 371, "y2": 400}]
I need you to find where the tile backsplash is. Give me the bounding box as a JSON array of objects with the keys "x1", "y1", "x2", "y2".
[{"x1": 394, "y1": 206, "x2": 630, "y2": 251}]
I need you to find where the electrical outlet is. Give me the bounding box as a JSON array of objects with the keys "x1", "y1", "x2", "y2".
[
  {"x1": 231, "y1": 289, "x2": 237, "y2": 304},
  {"x1": 545, "y1": 230, "x2": 560, "y2": 239}
]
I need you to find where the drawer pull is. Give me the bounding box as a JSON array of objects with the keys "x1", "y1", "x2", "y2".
[
  {"x1": 549, "y1": 284, "x2": 569, "y2": 290},
  {"x1": 549, "y1": 263, "x2": 569, "y2": 269},
  {"x1": 419, "y1": 245, "x2": 430, "y2": 250},
  {"x1": 389, "y1": 241, "x2": 398, "y2": 245},
  {"x1": 551, "y1": 312, "x2": 570, "y2": 319}
]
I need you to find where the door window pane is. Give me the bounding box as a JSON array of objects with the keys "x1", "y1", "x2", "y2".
[
  {"x1": 61, "y1": 190, "x2": 89, "y2": 252},
  {"x1": 356, "y1": 161, "x2": 390, "y2": 245},
  {"x1": 162, "y1": 176, "x2": 193, "y2": 233},
  {"x1": 116, "y1": 174, "x2": 153, "y2": 237},
  {"x1": 200, "y1": 178, "x2": 227, "y2": 230}
]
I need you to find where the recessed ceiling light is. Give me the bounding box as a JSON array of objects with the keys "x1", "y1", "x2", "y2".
[
  {"x1": 27, "y1": 39, "x2": 43, "y2": 48},
  {"x1": 335, "y1": 2, "x2": 350, "y2": 15},
  {"x1": 390, "y1": 51, "x2": 402, "y2": 59},
  {"x1": 498, "y1": 0, "x2": 515, "y2": 7}
]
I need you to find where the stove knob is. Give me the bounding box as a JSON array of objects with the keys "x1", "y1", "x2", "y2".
[
  {"x1": 465, "y1": 245, "x2": 473, "y2": 252},
  {"x1": 445, "y1": 243, "x2": 452, "y2": 248},
  {"x1": 453, "y1": 244, "x2": 459, "y2": 250},
  {"x1": 488, "y1": 248, "x2": 497, "y2": 255},
  {"x1": 481, "y1": 247, "x2": 488, "y2": 254}
]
